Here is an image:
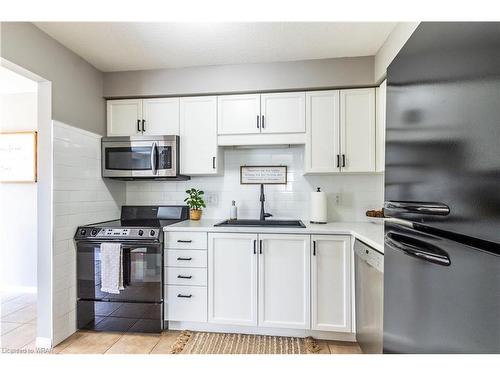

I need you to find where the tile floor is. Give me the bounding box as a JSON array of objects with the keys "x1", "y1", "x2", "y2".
[
  {"x1": 0, "y1": 292, "x2": 38, "y2": 351},
  {"x1": 52, "y1": 330, "x2": 361, "y2": 354}
]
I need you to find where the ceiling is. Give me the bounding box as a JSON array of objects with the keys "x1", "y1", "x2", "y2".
[{"x1": 34, "y1": 22, "x2": 397, "y2": 72}]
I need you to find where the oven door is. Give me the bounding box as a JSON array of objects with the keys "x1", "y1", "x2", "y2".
[
  {"x1": 77, "y1": 241, "x2": 163, "y2": 303},
  {"x1": 102, "y1": 139, "x2": 177, "y2": 178}
]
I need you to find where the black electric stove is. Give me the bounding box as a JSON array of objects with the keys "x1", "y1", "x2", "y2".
[{"x1": 74, "y1": 205, "x2": 188, "y2": 333}]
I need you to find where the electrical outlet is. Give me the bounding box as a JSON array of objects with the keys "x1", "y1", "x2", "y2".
[
  {"x1": 334, "y1": 193, "x2": 341, "y2": 205},
  {"x1": 204, "y1": 192, "x2": 219, "y2": 206}
]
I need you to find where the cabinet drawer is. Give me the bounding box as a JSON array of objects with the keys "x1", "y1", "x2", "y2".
[
  {"x1": 165, "y1": 249, "x2": 207, "y2": 268},
  {"x1": 165, "y1": 231, "x2": 207, "y2": 250},
  {"x1": 165, "y1": 285, "x2": 207, "y2": 322},
  {"x1": 165, "y1": 267, "x2": 207, "y2": 286}
]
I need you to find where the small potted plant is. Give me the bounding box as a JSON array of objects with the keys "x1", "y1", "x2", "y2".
[{"x1": 184, "y1": 188, "x2": 206, "y2": 221}]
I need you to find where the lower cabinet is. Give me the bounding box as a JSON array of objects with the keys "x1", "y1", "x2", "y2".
[
  {"x1": 207, "y1": 233, "x2": 258, "y2": 326},
  {"x1": 258, "y1": 234, "x2": 311, "y2": 329},
  {"x1": 166, "y1": 285, "x2": 207, "y2": 322},
  {"x1": 311, "y1": 235, "x2": 352, "y2": 332}
]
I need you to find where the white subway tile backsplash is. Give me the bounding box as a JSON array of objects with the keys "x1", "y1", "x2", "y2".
[
  {"x1": 52, "y1": 121, "x2": 125, "y2": 346},
  {"x1": 126, "y1": 146, "x2": 384, "y2": 221}
]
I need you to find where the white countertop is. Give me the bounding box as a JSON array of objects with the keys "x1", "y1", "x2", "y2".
[{"x1": 164, "y1": 219, "x2": 384, "y2": 253}]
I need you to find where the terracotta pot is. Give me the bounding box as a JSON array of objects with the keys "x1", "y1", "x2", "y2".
[{"x1": 190, "y1": 209, "x2": 202, "y2": 221}]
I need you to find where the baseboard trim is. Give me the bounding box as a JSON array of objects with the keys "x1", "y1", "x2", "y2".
[
  {"x1": 167, "y1": 321, "x2": 356, "y2": 342},
  {"x1": 36, "y1": 336, "x2": 52, "y2": 349}
]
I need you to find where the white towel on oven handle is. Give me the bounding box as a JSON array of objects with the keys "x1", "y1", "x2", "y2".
[{"x1": 100, "y1": 242, "x2": 124, "y2": 294}]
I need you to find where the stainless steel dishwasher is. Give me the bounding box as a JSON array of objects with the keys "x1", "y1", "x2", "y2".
[{"x1": 354, "y1": 239, "x2": 384, "y2": 354}]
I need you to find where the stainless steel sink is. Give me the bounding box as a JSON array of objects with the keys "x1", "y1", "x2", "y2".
[{"x1": 214, "y1": 219, "x2": 306, "y2": 228}]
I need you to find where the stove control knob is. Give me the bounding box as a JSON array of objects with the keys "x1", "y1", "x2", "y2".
[
  {"x1": 91, "y1": 229, "x2": 98, "y2": 236},
  {"x1": 138, "y1": 230, "x2": 144, "y2": 236},
  {"x1": 80, "y1": 229, "x2": 87, "y2": 236},
  {"x1": 150, "y1": 230, "x2": 156, "y2": 237}
]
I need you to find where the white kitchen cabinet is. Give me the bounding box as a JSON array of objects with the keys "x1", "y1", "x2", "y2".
[
  {"x1": 340, "y1": 88, "x2": 376, "y2": 172},
  {"x1": 311, "y1": 235, "x2": 352, "y2": 332},
  {"x1": 305, "y1": 90, "x2": 341, "y2": 173},
  {"x1": 208, "y1": 233, "x2": 258, "y2": 326},
  {"x1": 179, "y1": 96, "x2": 222, "y2": 175},
  {"x1": 258, "y1": 234, "x2": 310, "y2": 329},
  {"x1": 166, "y1": 285, "x2": 207, "y2": 322},
  {"x1": 106, "y1": 99, "x2": 143, "y2": 136},
  {"x1": 107, "y1": 98, "x2": 179, "y2": 136},
  {"x1": 376, "y1": 80, "x2": 386, "y2": 172},
  {"x1": 142, "y1": 98, "x2": 180, "y2": 135},
  {"x1": 260, "y1": 92, "x2": 306, "y2": 134},
  {"x1": 217, "y1": 94, "x2": 261, "y2": 135}
]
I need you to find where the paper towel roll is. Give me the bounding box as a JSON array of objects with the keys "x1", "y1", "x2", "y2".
[{"x1": 310, "y1": 187, "x2": 327, "y2": 224}]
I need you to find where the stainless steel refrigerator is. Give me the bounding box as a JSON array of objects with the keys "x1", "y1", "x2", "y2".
[{"x1": 383, "y1": 22, "x2": 500, "y2": 353}]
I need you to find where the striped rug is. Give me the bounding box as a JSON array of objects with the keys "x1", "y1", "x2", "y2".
[{"x1": 171, "y1": 331, "x2": 320, "y2": 354}]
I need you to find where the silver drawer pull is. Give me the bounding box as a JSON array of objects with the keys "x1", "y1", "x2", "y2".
[
  {"x1": 177, "y1": 294, "x2": 192, "y2": 298},
  {"x1": 177, "y1": 257, "x2": 192, "y2": 261},
  {"x1": 177, "y1": 275, "x2": 193, "y2": 279},
  {"x1": 177, "y1": 240, "x2": 192, "y2": 243}
]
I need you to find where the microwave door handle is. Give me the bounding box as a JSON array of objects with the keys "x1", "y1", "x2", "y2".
[{"x1": 150, "y1": 142, "x2": 157, "y2": 175}]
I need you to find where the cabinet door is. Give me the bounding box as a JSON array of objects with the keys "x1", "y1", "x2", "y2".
[
  {"x1": 260, "y1": 92, "x2": 306, "y2": 134},
  {"x1": 258, "y1": 234, "x2": 310, "y2": 329},
  {"x1": 340, "y1": 88, "x2": 376, "y2": 172},
  {"x1": 217, "y1": 94, "x2": 261, "y2": 135},
  {"x1": 208, "y1": 233, "x2": 258, "y2": 326},
  {"x1": 375, "y1": 80, "x2": 386, "y2": 172},
  {"x1": 107, "y1": 99, "x2": 142, "y2": 136},
  {"x1": 179, "y1": 96, "x2": 219, "y2": 175},
  {"x1": 305, "y1": 90, "x2": 341, "y2": 173},
  {"x1": 142, "y1": 98, "x2": 180, "y2": 135},
  {"x1": 311, "y1": 235, "x2": 352, "y2": 332}
]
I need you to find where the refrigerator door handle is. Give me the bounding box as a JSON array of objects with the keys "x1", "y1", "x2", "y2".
[
  {"x1": 385, "y1": 232, "x2": 451, "y2": 267},
  {"x1": 384, "y1": 201, "x2": 450, "y2": 216}
]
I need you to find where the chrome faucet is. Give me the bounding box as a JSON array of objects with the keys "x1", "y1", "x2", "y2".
[{"x1": 259, "y1": 184, "x2": 273, "y2": 221}]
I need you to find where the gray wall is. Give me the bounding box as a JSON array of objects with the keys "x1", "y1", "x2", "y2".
[
  {"x1": 103, "y1": 56, "x2": 374, "y2": 98},
  {"x1": 0, "y1": 22, "x2": 105, "y2": 135}
]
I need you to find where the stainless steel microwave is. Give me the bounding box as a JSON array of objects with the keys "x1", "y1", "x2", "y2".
[{"x1": 102, "y1": 135, "x2": 184, "y2": 179}]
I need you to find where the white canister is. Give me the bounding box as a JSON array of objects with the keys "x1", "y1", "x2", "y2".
[{"x1": 310, "y1": 187, "x2": 327, "y2": 224}]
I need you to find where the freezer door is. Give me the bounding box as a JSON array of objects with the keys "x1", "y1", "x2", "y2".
[{"x1": 383, "y1": 221, "x2": 500, "y2": 353}]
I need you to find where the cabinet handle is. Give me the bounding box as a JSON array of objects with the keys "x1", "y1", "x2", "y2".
[
  {"x1": 342, "y1": 154, "x2": 346, "y2": 168},
  {"x1": 177, "y1": 294, "x2": 192, "y2": 298},
  {"x1": 137, "y1": 119, "x2": 141, "y2": 132},
  {"x1": 212, "y1": 156, "x2": 216, "y2": 169},
  {"x1": 257, "y1": 115, "x2": 260, "y2": 129},
  {"x1": 177, "y1": 257, "x2": 192, "y2": 261},
  {"x1": 261, "y1": 115, "x2": 265, "y2": 129},
  {"x1": 253, "y1": 240, "x2": 256, "y2": 254},
  {"x1": 313, "y1": 240, "x2": 316, "y2": 256},
  {"x1": 177, "y1": 275, "x2": 193, "y2": 279},
  {"x1": 177, "y1": 239, "x2": 192, "y2": 243},
  {"x1": 259, "y1": 239, "x2": 263, "y2": 254},
  {"x1": 336, "y1": 155, "x2": 340, "y2": 168},
  {"x1": 142, "y1": 119, "x2": 146, "y2": 132}
]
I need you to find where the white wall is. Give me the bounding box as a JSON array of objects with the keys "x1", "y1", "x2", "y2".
[
  {"x1": 126, "y1": 147, "x2": 384, "y2": 222},
  {"x1": 52, "y1": 121, "x2": 125, "y2": 345},
  {"x1": 374, "y1": 22, "x2": 420, "y2": 83},
  {"x1": 0, "y1": 69, "x2": 38, "y2": 292}
]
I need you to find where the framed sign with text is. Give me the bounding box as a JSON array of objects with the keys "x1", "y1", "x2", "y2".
[
  {"x1": 240, "y1": 165, "x2": 287, "y2": 185},
  {"x1": 0, "y1": 131, "x2": 38, "y2": 182}
]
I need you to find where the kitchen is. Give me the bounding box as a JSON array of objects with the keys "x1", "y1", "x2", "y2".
[{"x1": 0, "y1": 3, "x2": 499, "y2": 372}]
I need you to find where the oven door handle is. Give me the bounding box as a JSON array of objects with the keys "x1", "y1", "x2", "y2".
[{"x1": 150, "y1": 142, "x2": 157, "y2": 175}]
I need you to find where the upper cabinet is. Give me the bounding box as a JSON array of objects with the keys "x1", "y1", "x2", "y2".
[
  {"x1": 260, "y1": 92, "x2": 305, "y2": 134},
  {"x1": 107, "y1": 98, "x2": 180, "y2": 136},
  {"x1": 107, "y1": 99, "x2": 143, "y2": 136},
  {"x1": 217, "y1": 92, "x2": 306, "y2": 146},
  {"x1": 304, "y1": 88, "x2": 376, "y2": 174},
  {"x1": 180, "y1": 96, "x2": 222, "y2": 175},
  {"x1": 375, "y1": 80, "x2": 386, "y2": 172},
  {"x1": 217, "y1": 94, "x2": 261, "y2": 135},
  {"x1": 340, "y1": 88, "x2": 376, "y2": 173}
]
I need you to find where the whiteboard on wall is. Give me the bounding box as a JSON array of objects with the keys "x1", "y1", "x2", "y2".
[{"x1": 0, "y1": 132, "x2": 37, "y2": 182}]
